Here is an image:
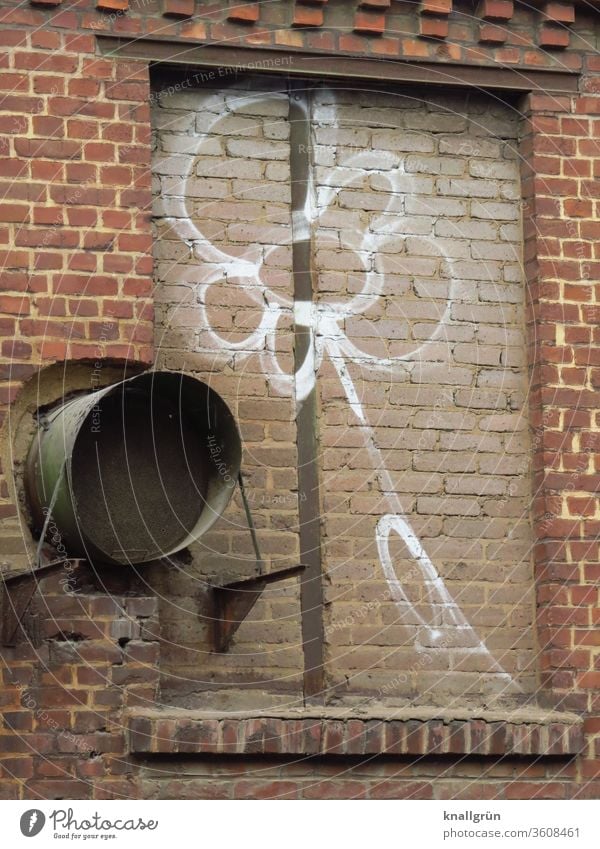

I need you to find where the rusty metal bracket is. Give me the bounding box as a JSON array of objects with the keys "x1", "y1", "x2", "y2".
[
  {"x1": 237, "y1": 470, "x2": 265, "y2": 576},
  {"x1": 0, "y1": 558, "x2": 84, "y2": 646},
  {"x1": 211, "y1": 563, "x2": 305, "y2": 653},
  {"x1": 210, "y1": 469, "x2": 305, "y2": 651},
  {"x1": 5, "y1": 464, "x2": 302, "y2": 651},
  {"x1": 96, "y1": 35, "x2": 580, "y2": 94},
  {"x1": 289, "y1": 81, "x2": 326, "y2": 703}
]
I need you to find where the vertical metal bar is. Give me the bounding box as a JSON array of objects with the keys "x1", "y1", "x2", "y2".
[
  {"x1": 289, "y1": 81, "x2": 325, "y2": 704},
  {"x1": 237, "y1": 470, "x2": 265, "y2": 575}
]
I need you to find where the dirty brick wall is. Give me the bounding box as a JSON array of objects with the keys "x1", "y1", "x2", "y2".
[
  {"x1": 151, "y1": 82, "x2": 304, "y2": 706},
  {"x1": 152, "y1": 81, "x2": 535, "y2": 708},
  {"x1": 1, "y1": 0, "x2": 600, "y2": 801},
  {"x1": 0, "y1": 29, "x2": 154, "y2": 578},
  {"x1": 311, "y1": 88, "x2": 533, "y2": 705}
]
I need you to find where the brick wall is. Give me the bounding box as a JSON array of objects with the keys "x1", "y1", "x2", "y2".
[
  {"x1": 310, "y1": 87, "x2": 534, "y2": 705},
  {"x1": 137, "y1": 753, "x2": 581, "y2": 800},
  {"x1": 0, "y1": 16, "x2": 154, "y2": 576},
  {"x1": 0, "y1": 562, "x2": 160, "y2": 799},
  {"x1": 522, "y1": 89, "x2": 600, "y2": 750},
  {"x1": 0, "y1": 0, "x2": 598, "y2": 800},
  {"x1": 151, "y1": 80, "x2": 536, "y2": 709},
  {"x1": 150, "y1": 81, "x2": 303, "y2": 705}
]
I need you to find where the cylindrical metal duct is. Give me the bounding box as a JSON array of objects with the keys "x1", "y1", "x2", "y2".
[{"x1": 24, "y1": 371, "x2": 242, "y2": 565}]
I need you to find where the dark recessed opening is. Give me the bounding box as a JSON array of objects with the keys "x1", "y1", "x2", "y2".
[{"x1": 71, "y1": 387, "x2": 210, "y2": 564}]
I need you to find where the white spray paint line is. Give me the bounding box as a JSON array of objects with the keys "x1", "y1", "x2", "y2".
[
  {"x1": 326, "y1": 343, "x2": 515, "y2": 682},
  {"x1": 159, "y1": 88, "x2": 519, "y2": 684},
  {"x1": 307, "y1": 91, "x2": 516, "y2": 683},
  {"x1": 160, "y1": 93, "x2": 297, "y2": 397}
]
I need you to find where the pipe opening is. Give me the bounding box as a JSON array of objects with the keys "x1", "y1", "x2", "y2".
[{"x1": 25, "y1": 371, "x2": 242, "y2": 566}]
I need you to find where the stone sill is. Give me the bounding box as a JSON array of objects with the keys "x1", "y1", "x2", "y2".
[{"x1": 128, "y1": 707, "x2": 583, "y2": 758}]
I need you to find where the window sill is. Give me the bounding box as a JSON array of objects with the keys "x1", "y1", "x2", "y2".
[{"x1": 128, "y1": 707, "x2": 583, "y2": 758}]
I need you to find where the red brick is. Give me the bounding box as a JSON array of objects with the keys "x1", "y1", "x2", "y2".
[
  {"x1": 543, "y1": 1, "x2": 575, "y2": 23},
  {"x1": 420, "y1": 16, "x2": 449, "y2": 38},
  {"x1": 32, "y1": 115, "x2": 64, "y2": 136},
  {"x1": 564, "y1": 198, "x2": 592, "y2": 218},
  {"x1": 96, "y1": 0, "x2": 129, "y2": 10},
  {"x1": 48, "y1": 96, "x2": 104, "y2": 118},
  {"x1": 354, "y1": 11, "x2": 386, "y2": 34},
  {"x1": 100, "y1": 165, "x2": 132, "y2": 185},
  {"x1": 16, "y1": 228, "x2": 78, "y2": 249},
  {"x1": 36, "y1": 297, "x2": 66, "y2": 316},
  {"x1": 31, "y1": 31, "x2": 61, "y2": 49},
  {"x1": 0, "y1": 204, "x2": 29, "y2": 223},
  {"x1": 539, "y1": 24, "x2": 570, "y2": 49},
  {"x1": 69, "y1": 78, "x2": 101, "y2": 98},
  {"x1": 67, "y1": 299, "x2": 97, "y2": 317},
  {"x1": 420, "y1": 0, "x2": 452, "y2": 13},
  {"x1": 14, "y1": 138, "x2": 80, "y2": 160},
  {"x1": 81, "y1": 58, "x2": 114, "y2": 80},
  {"x1": 0, "y1": 272, "x2": 28, "y2": 292},
  {"x1": 105, "y1": 82, "x2": 148, "y2": 101},
  {"x1": 477, "y1": 0, "x2": 513, "y2": 19},
  {"x1": 479, "y1": 23, "x2": 507, "y2": 43},
  {"x1": 0, "y1": 30, "x2": 28, "y2": 47},
  {"x1": 53, "y1": 275, "x2": 119, "y2": 296},
  {"x1": 0, "y1": 94, "x2": 44, "y2": 113},
  {"x1": 293, "y1": 7, "x2": 324, "y2": 26},
  {"x1": 63, "y1": 34, "x2": 95, "y2": 53},
  {"x1": 67, "y1": 119, "x2": 98, "y2": 140},
  {"x1": 0, "y1": 296, "x2": 29, "y2": 316},
  {"x1": 83, "y1": 142, "x2": 115, "y2": 161},
  {"x1": 102, "y1": 123, "x2": 133, "y2": 143},
  {"x1": 13, "y1": 52, "x2": 77, "y2": 73},
  {"x1": 0, "y1": 73, "x2": 28, "y2": 92},
  {"x1": 228, "y1": 2, "x2": 260, "y2": 23},
  {"x1": 371, "y1": 36, "x2": 400, "y2": 55}
]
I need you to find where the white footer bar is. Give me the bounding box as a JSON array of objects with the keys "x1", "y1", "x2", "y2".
[{"x1": 1, "y1": 799, "x2": 598, "y2": 848}]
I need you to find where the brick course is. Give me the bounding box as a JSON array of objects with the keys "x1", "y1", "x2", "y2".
[
  {"x1": 0, "y1": 0, "x2": 599, "y2": 800},
  {"x1": 150, "y1": 82, "x2": 539, "y2": 709}
]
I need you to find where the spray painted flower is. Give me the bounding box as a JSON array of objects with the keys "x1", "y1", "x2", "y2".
[{"x1": 157, "y1": 88, "x2": 516, "y2": 685}]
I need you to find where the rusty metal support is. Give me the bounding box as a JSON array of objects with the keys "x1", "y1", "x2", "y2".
[
  {"x1": 238, "y1": 470, "x2": 265, "y2": 576},
  {"x1": 289, "y1": 82, "x2": 325, "y2": 705},
  {"x1": 96, "y1": 35, "x2": 579, "y2": 94},
  {"x1": 211, "y1": 564, "x2": 305, "y2": 652},
  {"x1": 210, "y1": 472, "x2": 304, "y2": 651}
]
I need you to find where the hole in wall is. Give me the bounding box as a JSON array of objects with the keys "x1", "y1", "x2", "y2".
[{"x1": 0, "y1": 359, "x2": 145, "y2": 573}]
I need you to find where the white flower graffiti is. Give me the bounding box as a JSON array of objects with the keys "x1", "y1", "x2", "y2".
[{"x1": 158, "y1": 88, "x2": 518, "y2": 686}]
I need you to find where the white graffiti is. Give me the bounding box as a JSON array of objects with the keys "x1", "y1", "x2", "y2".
[{"x1": 158, "y1": 89, "x2": 517, "y2": 685}]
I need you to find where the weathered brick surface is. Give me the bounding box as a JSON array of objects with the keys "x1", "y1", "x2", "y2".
[
  {"x1": 0, "y1": 21, "x2": 154, "y2": 573},
  {"x1": 137, "y1": 751, "x2": 582, "y2": 799},
  {"x1": 129, "y1": 711, "x2": 583, "y2": 757},
  {"x1": 150, "y1": 84, "x2": 303, "y2": 704},
  {"x1": 309, "y1": 89, "x2": 534, "y2": 703},
  {"x1": 0, "y1": 564, "x2": 159, "y2": 799},
  {"x1": 149, "y1": 84, "x2": 536, "y2": 709},
  {"x1": 521, "y1": 92, "x2": 600, "y2": 728},
  {"x1": 0, "y1": 0, "x2": 599, "y2": 802}
]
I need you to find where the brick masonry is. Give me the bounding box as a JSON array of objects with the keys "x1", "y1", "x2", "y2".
[
  {"x1": 151, "y1": 82, "x2": 536, "y2": 708},
  {"x1": 150, "y1": 82, "x2": 303, "y2": 704},
  {"x1": 0, "y1": 0, "x2": 598, "y2": 800},
  {"x1": 0, "y1": 563, "x2": 160, "y2": 799},
  {"x1": 129, "y1": 711, "x2": 583, "y2": 757},
  {"x1": 311, "y1": 88, "x2": 534, "y2": 703}
]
